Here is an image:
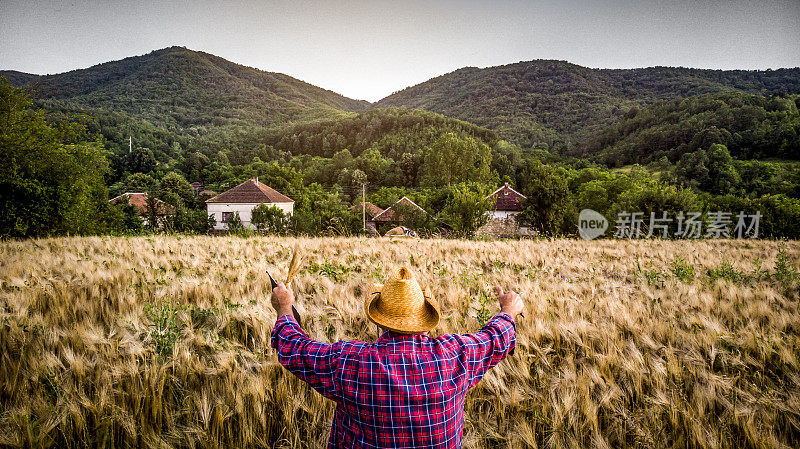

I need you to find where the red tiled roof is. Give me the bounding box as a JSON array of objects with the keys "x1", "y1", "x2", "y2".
[
  {"x1": 351, "y1": 202, "x2": 385, "y2": 219},
  {"x1": 206, "y1": 178, "x2": 293, "y2": 204},
  {"x1": 198, "y1": 190, "x2": 216, "y2": 196},
  {"x1": 372, "y1": 197, "x2": 428, "y2": 223},
  {"x1": 487, "y1": 183, "x2": 526, "y2": 211},
  {"x1": 109, "y1": 192, "x2": 174, "y2": 215}
]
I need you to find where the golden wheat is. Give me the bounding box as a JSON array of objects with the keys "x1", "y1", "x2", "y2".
[{"x1": 0, "y1": 236, "x2": 798, "y2": 448}]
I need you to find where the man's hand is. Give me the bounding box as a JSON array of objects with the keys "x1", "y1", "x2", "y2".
[
  {"x1": 494, "y1": 286, "x2": 524, "y2": 320},
  {"x1": 271, "y1": 282, "x2": 295, "y2": 318}
]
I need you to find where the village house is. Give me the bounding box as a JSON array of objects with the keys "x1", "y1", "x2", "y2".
[
  {"x1": 109, "y1": 192, "x2": 174, "y2": 227},
  {"x1": 477, "y1": 182, "x2": 532, "y2": 237},
  {"x1": 206, "y1": 178, "x2": 294, "y2": 231},
  {"x1": 351, "y1": 202, "x2": 385, "y2": 235},
  {"x1": 370, "y1": 196, "x2": 430, "y2": 233}
]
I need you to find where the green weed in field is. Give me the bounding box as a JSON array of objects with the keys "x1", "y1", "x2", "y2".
[
  {"x1": 707, "y1": 261, "x2": 746, "y2": 284},
  {"x1": 307, "y1": 260, "x2": 351, "y2": 282},
  {"x1": 636, "y1": 259, "x2": 666, "y2": 288},
  {"x1": 773, "y1": 246, "x2": 798, "y2": 296},
  {"x1": 144, "y1": 301, "x2": 182, "y2": 356},
  {"x1": 671, "y1": 257, "x2": 695, "y2": 284},
  {"x1": 474, "y1": 289, "x2": 494, "y2": 326}
]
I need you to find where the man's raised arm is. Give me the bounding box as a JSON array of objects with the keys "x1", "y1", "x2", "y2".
[
  {"x1": 269, "y1": 283, "x2": 340, "y2": 401},
  {"x1": 457, "y1": 286, "x2": 525, "y2": 388}
]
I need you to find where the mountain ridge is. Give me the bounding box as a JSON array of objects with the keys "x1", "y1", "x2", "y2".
[
  {"x1": 1, "y1": 46, "x2": 370, "y2": 131},
  {"x1": 3, "y1": 46, "x2": 799, "y2": 156},
  {"x1": 376, "y1": 59, "x2": 800, "y2": 149}
]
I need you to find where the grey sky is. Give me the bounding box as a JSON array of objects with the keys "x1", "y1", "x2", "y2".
[{"x1": 1, "y1": 0, "x2": 799, "y2": 102}]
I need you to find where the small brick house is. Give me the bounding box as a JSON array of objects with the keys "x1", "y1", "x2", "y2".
[
  {"x1": 371, "y1": 197, "x2": 427, "y2": 224},
  {"x1": 206, "y1": 178, "x2": 294, "y2": 230},
  {"x1": 369, "y1": 196, "x2": 431, "y2": 234},
  {"x1": 351, "y1": 202, "x2": 385, "y2": 235}
]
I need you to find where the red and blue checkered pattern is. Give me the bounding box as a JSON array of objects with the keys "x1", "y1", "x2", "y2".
[{"x1": 271, "y1": 313, "x2": 516, "y2": 448}]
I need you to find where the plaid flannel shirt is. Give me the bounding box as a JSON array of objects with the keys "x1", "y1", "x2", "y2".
[{"x1": 270, "y1": 312, "x2": 516, "y2": 449}]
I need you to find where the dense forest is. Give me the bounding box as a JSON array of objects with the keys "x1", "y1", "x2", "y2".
[
  {"x1": 580, "y1": 92, "x2": 800, "y2": 165},
  {"x1": 2, "y1": 47, "x2": 799, "y2": 239}
]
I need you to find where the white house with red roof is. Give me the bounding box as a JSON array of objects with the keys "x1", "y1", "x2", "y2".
[
  {"x1": 206, "y1": 178, "x2": 294, "y2": 230},
  {"x1": 478, "y1": 183, "x2": 532, "y2": 237},
  {"x1": 486, "y1": 182, "x2": 526, "y2": 220}
]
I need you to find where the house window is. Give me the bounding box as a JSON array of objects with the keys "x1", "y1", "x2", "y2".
[{"x1": 222, "y1": 212, "x2": 232, "y2": 222}]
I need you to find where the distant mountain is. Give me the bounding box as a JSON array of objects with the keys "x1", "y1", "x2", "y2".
[
  {"x1": 0, "y1": 70, "x2": 40, "y2": 86},
  {"x1": 1, "y1": 46, "x2": 369, "y2": 130},
  {"x1": 375, "y1": 60, "x2": 800, "y2": 149}
]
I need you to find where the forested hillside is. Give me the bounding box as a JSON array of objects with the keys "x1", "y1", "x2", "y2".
[
  {"x1": 579, "y1": 92, "x2": 800, "y2": 166},
  {"x1": 2, "y1": 46, "x2": 369, "y2": 131},
  {"x1": 376, "y1": 60, "x2": 800, "y2": 150},
  {"x1": 170, "y1": 107, "x2": 500, "y2": 190}
]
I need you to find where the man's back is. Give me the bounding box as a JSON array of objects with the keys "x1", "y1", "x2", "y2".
[{"x1": 271, "y1": 313, "x2": 516, "y2": 448}]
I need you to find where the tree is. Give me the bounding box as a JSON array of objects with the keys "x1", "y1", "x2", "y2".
[
  {"x1": 611, "y1": 181, "x2": 699, "y2": 237},
  {"x1": 399, "y1": 152, "x2": 419, "y2": 186},
  {"x1": 675, "y1": 144, "x2": 740, "y2": 194},
  {"x1": 182, "y1": 151, "x2": 209, "y2": 182},
  {"x1": 125, "y1": 172, "x2": 158, "y2": 193},
  {"x1": 440, "y1": 184, "x2": 493, "y2": 238},
  {"x1": 369, "y1": 186, "x2": 409, "y2": 209},
  {"x1": 251, "y1": 203, "x2": 288, "y2": 233},
  {"x1": 107, "y1": 201, "x2": 144, "y2": 234},
  {"x1": 356, "y1": 148, "x2": 391, "y2": 185},
  {"x1": 290, "y1": 183, "x2": 352, "y2": 235},
  {"x1": 143, "y1": 191, "x2": 164, "y2": 231},
  {"x1": 575, "y1": 181, "x2": 612, "y2": 218},
  {"x1": 0, "y1": 81, "x2": 111, "y2": 237},
  {"x1": 391, "y1": 202, "x2": 434, "y2": 234},
  {"x1": 420, "y1": 133, "x2": 492, "y2": 187},
  {"x1": 518, "y1": 161, "x2": 576, "y2": 235},
  {"x1": 160, "y1": 172, "x2": 194, "y2": 206},
  {"x1": 332, "y1": 149, "x2": 354, "y2": 171},
  {"x1": 336, "y1": 168, "x2": 367, "y2": 194},
  {"x1": 250, "y1": 161, "x2": 304, "y2": 199},
  {"x1": 125, "y1": 146, "x2": 157, "y2": 174},
  {"x1": 705, "y1": 144, "x2": 740, "y2": 194}
]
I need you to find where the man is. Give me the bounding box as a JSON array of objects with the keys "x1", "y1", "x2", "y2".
[{"x1": 270, "y1": 266, "x2": 524, "y2": 448}]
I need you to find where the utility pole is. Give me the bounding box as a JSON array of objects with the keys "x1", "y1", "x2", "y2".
[
  {"x1": 129, "y1": 136, "x2": 132, "y2": 153},
  {"x1": 362, "y1": 183, "x2": 366, "y2": 231}
]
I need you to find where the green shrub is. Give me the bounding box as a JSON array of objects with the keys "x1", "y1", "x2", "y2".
[{"x1": 251, "y1": 203, "x2": 288, "y2": 234}]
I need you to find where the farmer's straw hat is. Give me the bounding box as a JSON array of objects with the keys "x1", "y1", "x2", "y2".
[{"x1": 366, "y1": 266, "x2": 439, "y2": 334}]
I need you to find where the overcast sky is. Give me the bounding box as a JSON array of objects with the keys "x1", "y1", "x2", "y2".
[{"x1": 1, "y1": 0, "x2": 799, "y2": 102}]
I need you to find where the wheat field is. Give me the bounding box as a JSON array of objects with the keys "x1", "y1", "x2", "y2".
[{"x1": 0, "y1": 236, "x2": 798, "y2": 448}]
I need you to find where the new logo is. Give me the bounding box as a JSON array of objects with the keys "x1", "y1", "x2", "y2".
[{"x1": 578, "y1": 209, "x2": 608, "y2": 240}]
